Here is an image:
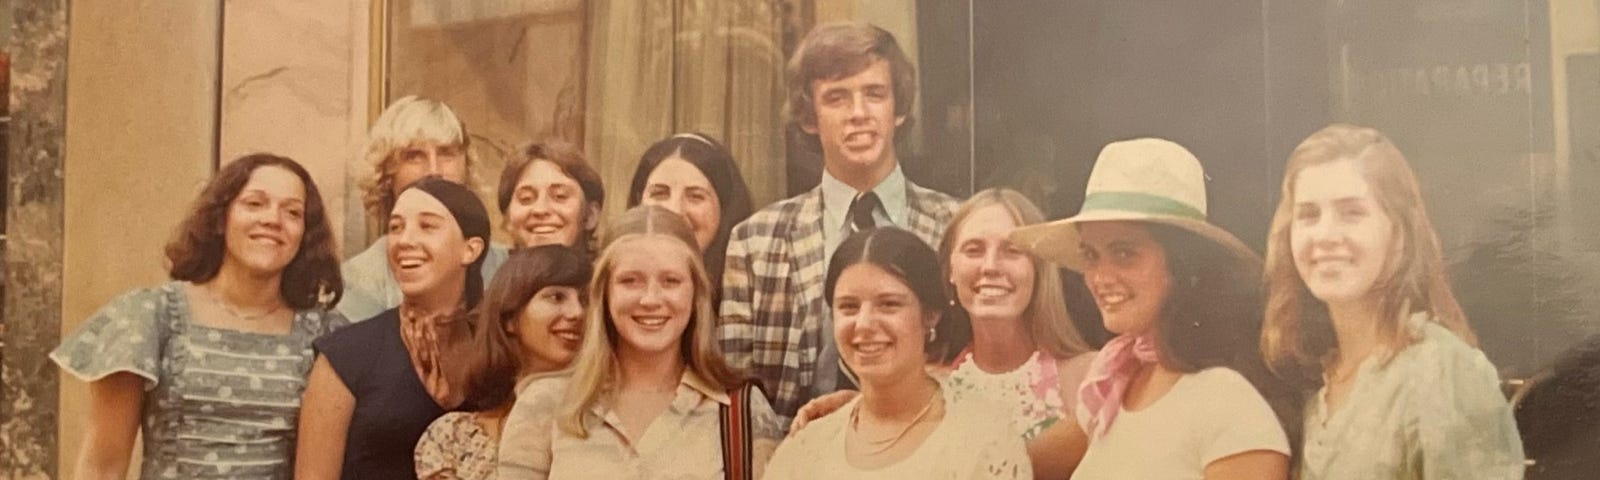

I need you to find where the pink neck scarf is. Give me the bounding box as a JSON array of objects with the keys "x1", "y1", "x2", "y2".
[{"x1": 1078, "y1": 334, "x2": 1159, "y2": 441}]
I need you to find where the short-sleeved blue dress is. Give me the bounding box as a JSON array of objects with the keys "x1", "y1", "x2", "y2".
[{"x1": 50, "y1": 282, "x2": 347, "y2": 479}]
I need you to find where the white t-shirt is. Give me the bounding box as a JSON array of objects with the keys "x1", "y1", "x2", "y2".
[
  {"x1": 765, "y1": 388, "x2": 1032, "y2": 480},
  {"x1": 1071, "y1": 367, "x2": 1289, "y2": 480}
]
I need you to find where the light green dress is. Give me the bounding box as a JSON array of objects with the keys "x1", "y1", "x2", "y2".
[{"x1": 1299, "y1": 313, "x2": 1525, "y2": 479}]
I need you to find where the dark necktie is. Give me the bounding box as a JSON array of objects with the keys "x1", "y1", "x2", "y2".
[
  {"x1": 847, "y1": 191, "x2": 880, "y2": 233},
  {"x1": 835, "y1": 192, "x2": 879, "y2": 390}
]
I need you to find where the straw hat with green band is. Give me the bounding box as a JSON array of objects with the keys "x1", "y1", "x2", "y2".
[{"x1": 1009, "y1": 137, "x2": 1261, "y2": 271}]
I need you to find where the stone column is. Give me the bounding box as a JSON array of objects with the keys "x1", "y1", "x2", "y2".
[{"x1": 1, "y1": 0, "x2": 67, "y2": 478}]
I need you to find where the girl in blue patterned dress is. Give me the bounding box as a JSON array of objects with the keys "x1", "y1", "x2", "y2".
[{"x1": 51, "y1": 154, "x2": 346, "y2": 479}]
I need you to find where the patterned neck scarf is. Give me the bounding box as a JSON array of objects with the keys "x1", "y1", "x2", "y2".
[{"x1": 1078, "y1": 333, "x2": 1159, "y2": 440}]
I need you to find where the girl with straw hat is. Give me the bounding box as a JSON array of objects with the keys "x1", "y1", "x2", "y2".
[{"x1": 1010, "y1": 138, "x2": 1300, "y2": 479}]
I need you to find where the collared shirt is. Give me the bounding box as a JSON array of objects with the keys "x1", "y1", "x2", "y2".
[
  {"x1": 819, "y1": 164, "x2": 909, "y2": 261},
  {"x1": 815, "y1": 164, "x2": 909, "y2": 395},
  {"x1": 718, "y1": 176, "x2": 958, "y2": 420},
  {"x1": 496, "y1": 371, "x2": 784, "y2": 480},
  {"x1": 336, "y1": 236, "x2": 509, "y2": 322}
]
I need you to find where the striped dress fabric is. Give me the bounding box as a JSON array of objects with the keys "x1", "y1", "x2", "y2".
[{"x1": 50, "y1": 282, "x2": 347, "y2": 479}]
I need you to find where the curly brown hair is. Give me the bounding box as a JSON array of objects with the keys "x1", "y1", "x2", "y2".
[{"x1": 164, "y1": 153, "x2": 343, "y2": 309}]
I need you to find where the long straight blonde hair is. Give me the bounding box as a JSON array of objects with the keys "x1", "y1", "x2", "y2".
[
  {"x1": 1260, "y1": 124, "x2": 1475, "y2": 382},
  {"x1": 938, "y1": 188, "x2": 1092, "y2": 360},
  {"x1": 557, "y1": 206, "x2": 744, "y2": 437}
]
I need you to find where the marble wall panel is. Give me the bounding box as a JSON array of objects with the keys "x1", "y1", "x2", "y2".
[
  {"x1": 2, "y1": 0, "x2": 67, "y2": 478},
  {"x1": 220, "y1": 0, "x2": 368, "y2": 255}
]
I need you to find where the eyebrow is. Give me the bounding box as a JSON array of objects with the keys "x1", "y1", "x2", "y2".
[
  {"x1": 1107, "y1": 239, "x2": 1138, "y2": 249},
  {"x1": 521, "y1": 179, "x2": 577, "y2": 191},
  {"x1": 240, "y1": 189, "x2": 305, "y2": 205},
  {"x1": 1081, "y1": 239, "x2": 1137, "y2": 251},
  {"x1": 389, "y1": 211, "x2": 449, "y2": 223},
  {"x1": 1296, "y1": 196, "x2": 1367, "y2": 207},
  {"x1": 819, "y1": 85, "x2": 852, "y2": 97}
]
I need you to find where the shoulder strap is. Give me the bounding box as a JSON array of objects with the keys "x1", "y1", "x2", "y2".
[{"x1": 720, "y1": 381, "x2": 760, "y2": 480}]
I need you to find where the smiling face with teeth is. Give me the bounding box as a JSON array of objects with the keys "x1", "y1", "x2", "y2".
[
  {"x1": 606, "y1": 235, "x2": 698, "y2": 358},
  {"x1": 805, "y1": 59, "x2": 905, "y2": 185},
  {"x1": 387, "y1": 189, "x2": 485, "y2": 303},
  {"x1": 1078, "y1": 221, "x2": 1174, "y2": 336},
  {"x1": 1289, "y1": 160, "x2": 1396, "y2": 308},
  {"x1": 831, "y1": 263, "x2": 939, "y2": 384},
  {"x1": 505, "y1": 159, "x2": 596, "y2": 248},
  {"x1": 222, "y1": 165, "x2": 307, "y2": 277},
  {"x1": 511, "y1": 285, "x2": 586, "y2": 373},
  {"x1": 947, "y1": 204, "x2": 1036, "y2": 324}
]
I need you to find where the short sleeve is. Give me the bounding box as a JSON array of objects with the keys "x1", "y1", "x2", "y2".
[
  {"x1": 496, "y1": 377, "x2": 566, "y2": 480},
  {"x1": 312, "y1": 313, "x2": 389, "y2": 391},
  {"x1": 1199, "y1": 368, "x2": 1291, "y2": 465},
  {"x1": 760, "y1": 400, "x2": 841, "y2": 480},
  {"x1": 414, "y1": 412, "x2": 468, "y2": 479},
  {"x1": 1414, "y1": 341, "x2": 1526, "y2": 480},
  {"x1": 49, "y1": 287, "x2": 166, "y2": 390}
]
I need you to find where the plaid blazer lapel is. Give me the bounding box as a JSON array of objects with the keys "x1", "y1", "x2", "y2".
[
  {"x1": 904, "y1": 181, "x2": 960, "y2": 247},
  {"x1": 787, "y1": 190, "x2": 828, "y2": 308},
  {"x1": 780, "y1": 190, "x2": 829, "y2": 414}
]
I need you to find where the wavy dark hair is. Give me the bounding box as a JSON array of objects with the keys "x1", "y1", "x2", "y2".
[
  {"x1": 626, "y1": 132, "x2": 754, "y2": 296},
  {"x1": 496, "y1": 140, "x2": 605, "y2": 253},
  {"x1": 164, "y1": 153, "x2": 343, "y2": 309},
  {"x1": 825, "y1": 227, "x2": 962, "y2": 364},
  {"x1": 1143, "y1": 223, "x2": 1304, "y2": 459},
  {"x1": 447, "y1": 245, "x2": 592, "y2": 412}
]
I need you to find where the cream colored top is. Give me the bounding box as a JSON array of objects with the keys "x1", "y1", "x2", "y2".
[
  {"x1": 764, "y1": 386, "x2": 1032, "y2": 480},
  {"x1": 496, "y1": 371, "x2": 783, "y2": 480}
]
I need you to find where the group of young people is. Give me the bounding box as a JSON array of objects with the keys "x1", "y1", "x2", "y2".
[{"x1": 52, "y1": 21, "x2": 1526, "y2": 480}]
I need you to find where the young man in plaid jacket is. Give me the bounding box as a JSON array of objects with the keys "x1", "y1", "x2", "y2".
[{"x1": 718, "y1": 22, "x2": 959, "y2": 421}]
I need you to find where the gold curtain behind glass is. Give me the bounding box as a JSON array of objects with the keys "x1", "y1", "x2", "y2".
[{"x1": 585, "y1": 0, "x2": 788, "y2": 215}]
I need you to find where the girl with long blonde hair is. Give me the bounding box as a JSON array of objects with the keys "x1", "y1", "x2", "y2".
[{"x1": 496, "y1": 206, "x2": 783, "y2": 479}]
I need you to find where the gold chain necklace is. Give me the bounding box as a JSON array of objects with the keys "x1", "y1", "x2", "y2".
[
  {"x1": 848, "y1": 384, "x2": 941, "y2": 455},
  {"x1": 204, "y1": 285, "x2": 284, "y2": 321}
]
